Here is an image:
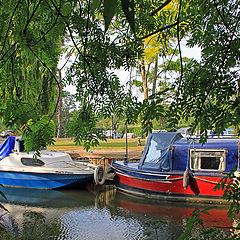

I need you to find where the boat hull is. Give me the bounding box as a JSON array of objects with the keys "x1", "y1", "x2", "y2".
[
  {"x1": 0, "y1": 170, "x2": 93, "y2": 189},
  {"x1": 114, "y1": 163, "x2": 226, "y2": 203}
]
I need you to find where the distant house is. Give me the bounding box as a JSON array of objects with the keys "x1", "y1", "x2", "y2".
[
  {"x1": 104, "y1": 130, "x2": 122, "y2": 139},
  {"x1": 122, "y1": 133, "x2": 137, "y2": 139}
]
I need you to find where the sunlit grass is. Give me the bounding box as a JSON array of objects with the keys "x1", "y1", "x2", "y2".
[{"x1": 48, "y1": 138, "x2": 146, "y2": 152}]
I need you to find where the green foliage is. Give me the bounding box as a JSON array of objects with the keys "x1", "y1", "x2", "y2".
[
  {"x1": 0, "y1": 0, "x2": 66, "y2": 149},
  {"x1": 214, "y1": 168, "x2": 240, "y2": 221},
  {"x1": 121, "y1": 0, "x2": 135, "y2": 34},
  {"x1": 68, "y1": 104, "x2": 107, "y2": 151},
  {"x1": 177, "y1": 209, "x2": 207, "y2": 240},
  {"x1": 23, "y1": 117, "x2": 56, "y2": 154},
  {"x1": 169, "y1": 0, "x2": 240, "y2": 137},
  {"x1": 59, "y1": 90, "x2": 77, "y2": 137},
  {"x1": 0, "y1": 0, "x2": 238, "y2": 149},
  {"x1": 0, "y1": 211, "x2": 64, "y2": 240},
  {"x1": 179, "y1": 168, "x2": 240, "y2": 239},
  {"x1": 139, "y1": 90, "x2": 169, "y2": 136},
  {"x1": 103, "y1": 0, "x2": 118, "y2": 32}
]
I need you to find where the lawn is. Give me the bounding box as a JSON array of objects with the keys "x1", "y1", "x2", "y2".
[{"x1": 47, "y1": 138, "x2": 146, "y2": 152}]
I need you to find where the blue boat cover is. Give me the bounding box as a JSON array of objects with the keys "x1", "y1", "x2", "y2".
[
  {"x1": 138, "y1": 132, "x2": 182, "y2": 171},
  {"x1": 0, "y1": 136, "x2": 15, "y2": 160}
]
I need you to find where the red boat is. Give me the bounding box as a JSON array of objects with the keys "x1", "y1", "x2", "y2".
[{"x1": 112, "y1": 132, "x2": 240, "y2": 203}]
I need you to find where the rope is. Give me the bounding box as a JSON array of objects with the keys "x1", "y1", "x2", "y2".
[
  {"x1": 112, "y1": 165, "x2": 220, "y2": 184},
  {"x1": 194, "y1": 176, "x2": 219, "y2": 185}
]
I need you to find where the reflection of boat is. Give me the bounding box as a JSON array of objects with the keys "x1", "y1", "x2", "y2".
[
  {"x1": 0, "y1": 186, "x2": 98, "y2": 236},
  {"x1": 0, "y1": 186, "x2": 143, "y2": 240},
  {"x1": 0, "y1": 184, "x2": 116, "y2": 208},
  {"x1": 113, "y1": 132, "x2": 239, "y2": 203},
  {"x1": 0, "y1": 137, "x2": 94, "y2": 189},
  {"x1": 116, "y1": 192, "x2": 232, "y2": 228},
  {"x1": 0, "y1": 186, "x2": 97, "y2": 208}
]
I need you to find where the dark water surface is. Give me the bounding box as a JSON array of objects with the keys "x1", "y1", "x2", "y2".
[{"x1": 0, "y1": 185, "x2": 231, "y2": 240}]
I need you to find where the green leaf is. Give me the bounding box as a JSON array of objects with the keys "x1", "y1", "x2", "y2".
[
  {"x1": 91, "y1": 0, "x2": 101, "y2": 12},
  {"x1": 121, "y1": 0, "x2": 135, "y2": 34},
  {"x1": 62, "y1": 2, "x2": 72, "y2": 16},
  {"x1": 103, "y1": 0, "x2": 118, "y2": 32}
]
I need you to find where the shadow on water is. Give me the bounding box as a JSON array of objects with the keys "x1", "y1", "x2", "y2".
[{"x1": 0, "y1": 184, "x2": 232, "y2": 240}]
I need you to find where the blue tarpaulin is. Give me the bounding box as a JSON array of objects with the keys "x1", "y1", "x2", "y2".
[
  {"x1": 138, "y1": 132, "x2": 182, "y2": 171},
  {"x1": 0, "y1": 136, "x2": 15, "y2": 160}
]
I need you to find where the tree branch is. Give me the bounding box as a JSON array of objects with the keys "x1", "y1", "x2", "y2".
[
  {"x1": 23, "y1": 0, "x2": 43, "y2": 34},
  {"x1": 141, "y1": 22, "x2": 178, "y2": 40},
  {"x1": 0, "y1": 0, "x2": 22, "y2": 56},
  {"x1": 150, "y1": 0, "x2": 172, "y2": 16},
  {"x1": 176, "y1": 0, "x2": 183, "y2": 86},
  {"x1": 27, "y1": 45, "x2": 61, "y2": 121}
]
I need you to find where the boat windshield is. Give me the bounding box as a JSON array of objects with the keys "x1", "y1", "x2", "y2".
[
  {"x1": 139, "y1": 132, "x2": 182, "y2": 171},
  {"x1": 144, "y1": 139, "x2": 161, "y2": 164},
  {"x1": 21, "y1": 158, "x2": 45, "y2": 166}
]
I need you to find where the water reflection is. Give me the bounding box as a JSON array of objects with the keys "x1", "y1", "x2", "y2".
[{"x1": 0, "y1": 185, "x2": 231, "y2": 240}]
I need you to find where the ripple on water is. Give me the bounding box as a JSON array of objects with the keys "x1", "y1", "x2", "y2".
[{"x1": 58, "y1": 207, "x2": 145, "y2": 240}]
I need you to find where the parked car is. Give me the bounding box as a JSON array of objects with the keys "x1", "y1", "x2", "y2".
[{"x1": 0, "y1": 130, "x2": 16, "y2": 138}]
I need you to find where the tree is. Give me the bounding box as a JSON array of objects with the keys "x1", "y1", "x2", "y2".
[
  {"x1": 168, "y1": 0, "x2": 240, "y2": 138},
  {"x1": 0, "y1": 0, "x2": 66, "y2": 151},
  {"x1": 0, "y1": 0, "x2": 141, "y2": 150},
  {"x1": 0, "y1": 0, "x2": 239, "y2": 150}
]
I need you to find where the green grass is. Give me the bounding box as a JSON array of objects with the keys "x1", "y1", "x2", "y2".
[{"x1": 48, "y1": 138, "x2": 145, "y2": 151}]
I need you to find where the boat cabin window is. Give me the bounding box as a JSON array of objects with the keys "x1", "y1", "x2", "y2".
[
  {"x1": 18, "y1": 140, "x2": 25, "y2": 152},
  {"x1": 144, "y1": 138, "x2": 162, "y2": 164},
  {"x1": 21, "y1": 158, "x2": 45, "y2": 167},
  {"x1": 190, "y1": 149, "x2": 226, "y2": 171},
  {"x1": 15, "y1": 139, "x2": 25, "y2": 152}
]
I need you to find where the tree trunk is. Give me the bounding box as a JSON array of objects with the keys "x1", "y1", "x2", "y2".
[
  {"x1": 57, "y1": 69, "x2": 62, "y2": 138},
  {"x1": 112, "y1": 114, "x2": 117, "y2": 139},
  {"x1": 152, "y1": 54, "x2": 158, "y2": 97},
  {"x1": 141, "y1": 58, "x2": 148, "y2": 100}
]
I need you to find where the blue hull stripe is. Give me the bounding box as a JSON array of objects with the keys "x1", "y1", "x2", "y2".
[{"x1": 0, "y1": 171, "x2": 93, "y2": 189}]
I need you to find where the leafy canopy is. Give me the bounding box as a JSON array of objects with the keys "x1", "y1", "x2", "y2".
[{"x1": 0, "y1": 0, "x2": 239, "y2": 151}]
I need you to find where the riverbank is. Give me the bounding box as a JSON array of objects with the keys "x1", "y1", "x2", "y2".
[{"x1": 47, "y1": 138, "x2": 145, "y2": 160}]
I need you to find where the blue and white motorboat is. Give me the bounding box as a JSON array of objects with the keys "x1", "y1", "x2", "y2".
[{"x1": 0, "y1": 137, "x2": 94, "y2": 189}]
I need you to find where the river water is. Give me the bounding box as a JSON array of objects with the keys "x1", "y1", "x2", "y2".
[{"x1": 0, "y1": 184, "x2": 232, "y2": 240}]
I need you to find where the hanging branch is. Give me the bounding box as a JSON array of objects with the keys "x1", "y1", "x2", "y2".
[
  {"x1": 27, "y1": 45, "x2": 61, "y2": 122},
  {"x1": 150, "y1": 0, "x2": 172, "y2": 16},
  {"x1": 0, "y1": 44, "x2": 19, "y2": 69},
  {"x1": 141, "y1": 22, "x2": 178, "y2": 40},
  {"x1": 49, "y1": 0, "x2": 97, "y2": 82},
  {"x1": 23, "y1": 0, "x2": 43, "y2": 34},
  {"x1": 176, "y1": 0, "x2": 183, "y2": 86},
  {"x1": 0, "y1": 0, "x2": 22, "y2": 56}
]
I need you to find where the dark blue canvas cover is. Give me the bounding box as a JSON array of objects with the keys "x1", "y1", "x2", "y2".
[
  {"x1": 0, "y1": 136, "x2": 15, "y2": 160},
  {"x1": 138, "y1": 132, "x2": 182, "y2": 171}
]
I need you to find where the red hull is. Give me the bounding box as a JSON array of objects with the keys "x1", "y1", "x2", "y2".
[{"x1": 117, "y1": 172, "x2": 225, "y2": 201}]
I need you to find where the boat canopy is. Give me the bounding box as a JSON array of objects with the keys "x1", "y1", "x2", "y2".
[
  {"x1": 0, "y1": 136, "x2": 15, "y2": 160},
  {"x1": 138, "y1": 132, "x2": 182, "y2": 171}
]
